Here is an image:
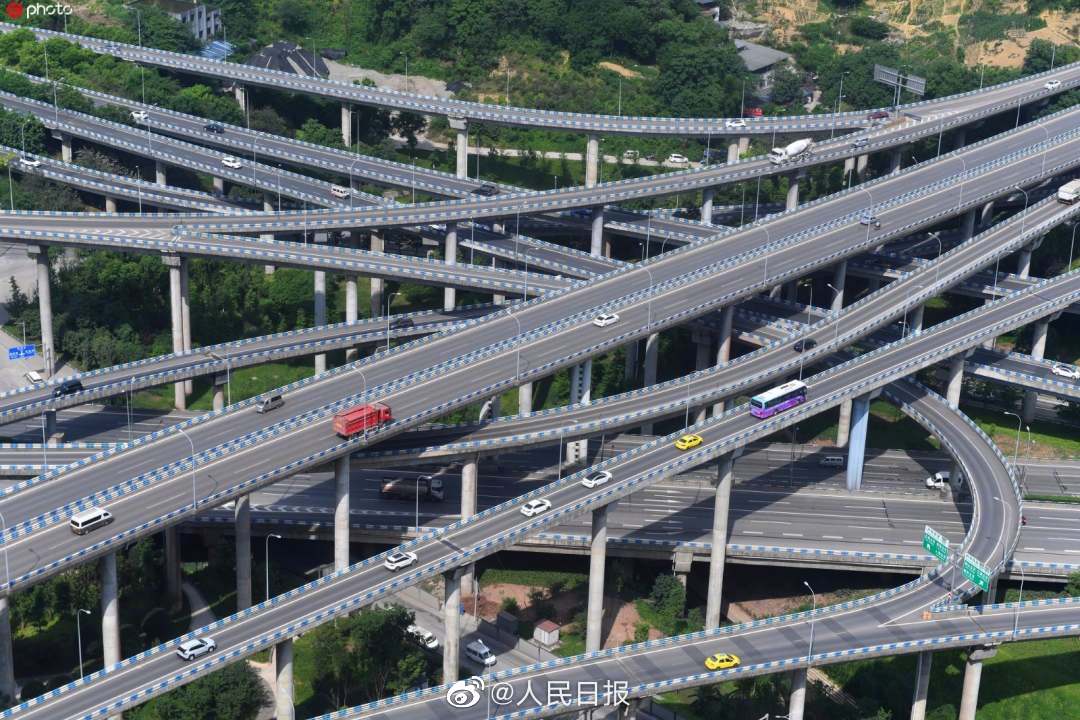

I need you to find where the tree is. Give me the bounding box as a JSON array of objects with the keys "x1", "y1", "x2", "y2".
[
  {"x1": 310, "y1": 620, "x2": 354, "y2": 709},
  {"x1": 653, "y1": 40, "x2": 747, "y2": 118},
  {"x1": 770, "y1": 65, "x2": 804, "y2": 106},
  {"x1": 348, "y1": 605, "x2": 427, "y2": 701},
  {"x1": 850, "y1": 17, "x2": 889, "y2": 40},
  {"x1": 1065, "y1": 570, "x2": 1080, "y2": 596},
  {"x1": 649, "y1": 574, "x2": 685, "y2": 621},
  {"x1": 149, "y1": 662, "x2": 270, "y2": 720}
]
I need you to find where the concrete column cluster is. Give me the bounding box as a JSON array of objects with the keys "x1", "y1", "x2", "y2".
[
  {"x1": 235, "y1": 494, "x2": 252, "y2": 609},
  {"x1": 444, "y1": 223, "x2": 458, "y2": 311},
  {"x1": 788, "y1": 667, "x2": 807, "y2": 720},
  {"x1": 459, "y1": 455, "x2": 478, "y2": 591},
  {"x1": 334, "y1": 456, "x2": 350, "y2": 571},
  {"x1": 164, "y1": 254, "x2": 187, "y2": 410},
  {"x1": 910, "y1": 650, "x2": 933, "y2": 720},
  {"x1": 845, "y1": 394, "x2": 872, "y2": 491},
  {"x1": 314, "y1": 233, "x2": 328, "y2": 373},
  {"x1": 584, "y1": 505, "x2": 608, "y2": 652},
  {"x1": 585, "y1": 134, "x2": 600, "y2": 188},
  {"x1": 369, "y1": 232, "x2": 385, "y2": 319},
  {"x1": 275, "y1": 639, "x2": 295, "y2": 720},
  {"x1": 704, "y1": 452, "x2": 736, "y2": 629},
  {"x1": 701, "y1": 187, "x2": 715, "y2": 225},
  {"x1": 341, "y1": 103, "x2": 353, "y2": 147},
  {"x1": 443, "y1": 568, "x2": 462, "y2": 682},
  {"x1": 449, "y1": 116, "x2": 469, "y2": 179},
  {"x1": 640, "y1": 333, "x2": 660, "y2": 435},
  {"x1": 711, "y1": 306, "x2": 734, "y2": 417},
  {"x1": 567, "y1": 361, "x2": 592, "y2": 462},
  {"x1": 28, "y1": 246, "x2": 55, "y2": 377},
  {"x1": 959, "y1": 645, "x2": 998, "y2": 720}
]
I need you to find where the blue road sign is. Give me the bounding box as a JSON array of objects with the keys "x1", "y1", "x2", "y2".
[{"x1": 7, "y1": 344, "x2": 35, "y2": 361}]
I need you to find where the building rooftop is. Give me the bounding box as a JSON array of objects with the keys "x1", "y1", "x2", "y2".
[
  {"x1": 734, "y1": 39, "x2": 792, "y2": 73},
  {"x1": 535, "y1": 620, "x2": 560, "y2": 632}
]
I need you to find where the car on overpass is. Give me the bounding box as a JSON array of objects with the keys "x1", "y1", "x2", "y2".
[
  {"x1": 175, "y1": 637, "x2": 217, "y2": 661},
  {"x1": 520, "y1": 499, "x2": 552, "y2": 517},
  {"x1": 674, "y1": 433, "x2": 703, "y2": 451},
  {"x1": 592, "y1": 312, "x2": 620, "y2": 328},
  {"x1": 130, "y1": 110, "x2": 149, "y2": 123},
  {"x1": 1051, "y1": 363, "x2": 1080, "y2": 380},
  {"x1": 221, "y1": 156, "x2": 243, "y2": 170},
  {"x1": 383, "y1": 551, "x2": 418, "y2": 571},
  {"x1": 704, "y1": 652, "x2": 740, "y2": 670},
  {"x1": 581, "y1": 470, "x2": 612, "y2": 489}
]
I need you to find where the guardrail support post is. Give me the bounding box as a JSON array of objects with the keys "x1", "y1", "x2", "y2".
[
  {"x1": 585, "y1": 134, "x2": 600, "y2": 189},
  {"x1": 341, "y1": 103, "x2": 353, "y2": 147},
  {"x1": 958, "y1": 644, "x2": 998, "y2": 720},
  {"x1": 640, "y1": 333, "x2": 659, "y2": 435},
  {"x1": 27, "y1": 246, "x2": 55, "y2": 377},
  {"x1": 262, "y1": 196, "x2": 276, "y2": 274},
  {"x1": 0, "y1": 598, "x2": 15, "y2": 702},
  {"x1": 910, "y1": 650, "x2": 933, "y2": 720},
  {"x1": 836, "y1": 399, "x2": 853, "y2": 448},
  {"x1": 105, "y1": 195, "x2": 117, "y2": 213},
  {"x1": 163, "y1": 254, "x2": 186, "y2": 410},
  {"x1": 518, "y1": 382, "x2": 533, "y2": 414},
  {"x1": 701, "y1": 187, "x2": 715, "y2": 225},
  {"x1": 444, "y1": 223, "x2": 458, "y2": 311},
  {"x1": 704, "y1": 452, "x2": 735, "y2": 629},
  {"x1": 165, "y1": 526, "x2": 182, "y2": 610},
  {"x1": 449, "y1": 116, "x2": 469, "y2": 179},
  {"x1": 334, "y1": 455, "x2": 350, "y2": 571},
  {"x1": 585, "y1": 505, "x2": 608, "y2": 652},
  {"x1": 789, "y1": 667, "x2": 807, "y2": 720},
  {"x1": 568, "y1": 361, "x2": 593, "y2": 462},
  {"x1": 590, "y1": 205, "x2": 606, "y2": 257},
  {"x1": 274, "y1": 638, "x2": 295, "y2": 720},
  {"x1": 101, "y1": 552, "x2": 121, "y2": 668},
  {"x1": 155, "y1": 160, "x2": 166, "y2": 186},
  {"x1": 831, "y1": 261, "x2": 847, "y2": 310},
  {"x1": 1023, "y1": 316, "x2": 1053, "y2": 422},
  {"x1": 845, "y1": 394, "x2": 871, "y2": 491},
  {"x1": 345, "y1": 275, "x2": 359, "y2": 362},
  {"x1": 181, "y1": 258, "x2": 192, "y2": 395},
  {"x1": 369, "y1": 231, "x2": 384, "y2": 319},
  {"x1": 711, "y1": 306, "x2": 735, "y2": 417},
  {"x1": 60, "y1": 132, "x2": 72, "y2": 163},
  {"x1": 235, "y1": 494, "x2": 252, "y2": 609},
  {"x1": 443, "y1": 567, "x2": 462, "y2": 683}
]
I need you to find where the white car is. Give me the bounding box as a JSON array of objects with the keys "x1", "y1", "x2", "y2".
[
  {"x1": 581, "y1": 471, "x2": 612, "y2": 489},
  {"x1": 1051, "y1": 363, "x2": 1080, "y2": 380},
  {"x1": 1045, "y1": 80, "x2": 1062, "y2": 91},
  {"x1": 175, "y1": 637, "x2": 216, "y2": 661},
  {"x1": 330, "y1": 184, "x2": 351, "y2": 199},
  {"x1": 18, "y1": 156, "x2": 41, "y2": 168},
  {"x1": 666, "y1": 153, "x2": 689, "y2": 165},
  {"x1": 221, "y1": 156, "x2": 243, "y2": 170},
  {"x1": 383, "y1": 550, "x2": 418, "y2": 571},
  {"x1": 520, "y1": 498, "x2": 552, "y2": 517},
  {"x1": 407, "y1": 624, "x2": 439, "y2": 649},
  {"x1": 925, "y1": 471, "x2": 959, "y2": 490},
  {"x1": 130, "y1": 110, "x2": 149, "y2": 123},
  {"x1": 592, "y1": 312, "x2": 620, "y2": 328},
  {"x1": 725, "y1": 118, "x2": 747, "y2": 129}
]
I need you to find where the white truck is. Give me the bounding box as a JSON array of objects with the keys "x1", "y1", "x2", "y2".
[
  {"x1": 1057, "y1": 179, "x2": 1080, "y2": 204},
  {"x1": 768, "y1": 138, "x2": 814, "y2": 165}
]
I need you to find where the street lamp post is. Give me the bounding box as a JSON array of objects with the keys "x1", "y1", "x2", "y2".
[
  {"x1": 831, "y1": 71, "x2": 849, "y2": 140},
  {"x1": 75, "y1": 607, "x2": 91, "y2": 679},
  {"x1": 804, "y1": 580, "x2": 817, "y2": 660},
  {"x1": 0, "y1": 510, "x2": 10, "y2": 592},
  {"x1": 265, "y1": 533, "x2": 281, "y2": 601},
  {"x1": 1013, "y1": 562, "x2": 1025, "y2": 638},
  {"x1": 1017, "y1": 186, "x2": 1030, "y2": 235},
  {"x1": 386, "y1": 291, "x2": 401, "y2": 353},
  {"x1": 176, "y1": 427, "x2": 197, "y2": 511},
  {"x1": 1069, "y1": 222, "x2": 1078, "y2": 271},
  {"x1": 414, "y1": 475, "x2": 420, "y2": 534},
  {"x1": 1004, "y1": 411, "x2": 1023, "y2": 471}
]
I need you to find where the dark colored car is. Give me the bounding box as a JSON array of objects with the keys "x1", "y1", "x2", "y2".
[
  {"x1": 204, "y1": 122, "x2": 226, "y2": 134},
  {"x1": 793, "y1": 339, "x2": 817, "y2": 353},
  {"x1": 389, "y1": 317, "x2": 413, "y2": 330},
  {"x1": 867, "y1": 110, "x2": 890, "y2": 121},
  {"x1": 471, "y1": 183, "x2": 499, "y2": 196},
  {"x1": 53, "y1": 379, "x2": 84, "y2": 398}
]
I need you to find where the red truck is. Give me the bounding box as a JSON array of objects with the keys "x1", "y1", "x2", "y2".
[{"x1": 333, "y1": 402, "x2": 391, "y2": 437}]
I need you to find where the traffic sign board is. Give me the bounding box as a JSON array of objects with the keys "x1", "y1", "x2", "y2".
[
  {"x1": 963, "y1": 554, "x2": 992, "y2": 591},
  {"x1": 7, "y1": 344, "x2": 35, "y2": 361},
  {"x1": 922, "y1": 526, "x2": 950, "y2": 563}
]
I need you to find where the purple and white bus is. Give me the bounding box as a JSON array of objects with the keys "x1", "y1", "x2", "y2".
[{"x1": 750, "y1": 380, "x2": 807, "y2": 419}]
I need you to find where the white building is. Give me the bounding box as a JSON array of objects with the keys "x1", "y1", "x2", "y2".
[{"x1": 149, "y1": 0, "x2": 222, "y2": 43}]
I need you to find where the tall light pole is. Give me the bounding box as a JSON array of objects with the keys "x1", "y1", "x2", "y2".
[
  {"x1": 265, "y1": 533, "x2": 281, "y2": 601},
  {"x1": 1013, "y1": 562, "x2": 1025, "y2": 638},
  {"x1": 176, "y1": 427, "x2": 197, "y2": 511},
  {"x1": 803, "y1": 580, "x2": 817, "y2": 660},
  {"x1": 1004, "y1": 411, "x2": 1023, "y2": 471},
  {"x1": 75, "y1": 607, "x2": 91, "y2": 679},
  {"x1": 400, "y1": 52, "x2": 409, "y2": 93},
  {"x1": 1069, "y1": 222, "x2": 1078, "y2": 271},
  {"x1": 0, "y1": 510, "x2": 10, "y2": 592},
  {"x1": 385, "y1": 291, "x2": 401, "y2": 352},
  {"x1": 831, "y1": 71, "x2": 849, "y2": 140}
]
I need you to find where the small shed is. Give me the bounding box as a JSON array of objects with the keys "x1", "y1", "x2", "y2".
[{"x1": 533, "y1": 619, "x2": 561, "y2": 647}]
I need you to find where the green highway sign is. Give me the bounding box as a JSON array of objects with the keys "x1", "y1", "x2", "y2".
[
  {"x1": 963, "y1": 554, "x2": 992, "y2": 592},
  {"x1": 922, "y1": 526, "x2": 950, "y2": 563}
]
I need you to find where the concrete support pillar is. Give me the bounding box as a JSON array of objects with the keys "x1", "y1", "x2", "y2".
[
  {"x1": 711, "y1": 306, "x2": 734, "y2": 417},
  {"x1": 845, "y1": 394, "x2": 871, "y2": 491},
  {"x1": 909, "y1": 303, "x2": 925, "y2": 334},
  {"x1": 959, "y1": 645, "x2": 998, "y2": 720},
  {"x1": 1017, "y1": 247, "x2": 1033, "y2": 279},
  {"x1": 641, "y1": 333, "x2": 659, "y2": 435},
  {"x1": 590, "y1": 206, "x2": 605, "y2": 257},
  {"x1": 889, "y1": 147, "x2": 903, "y2": 175},
  {"x1": 953, "y1": 127, "x2": 967, "y2": 151},
  {"x1": 785, "y1": 172, "x2": 802, "y2": 212},
  {"x1": 836, "y1": 399, "x2": 853, "y2": 448},
  {"x1": 704, "y1": 453, "x2": 735, "y2": 629},
  {"x1": 783, "y1": 281, "x2": 798, "y2": 302},
  {"x1": 946, "y1": 354, "x2": 965, "y2": 409},
  {"x1": 449, "y1": 116, "x2": 469, "y2": 179},
  {"x1": 344, "y1": 275, "x2": 359, "y2": 362},
  {"x1": 624, "y1": 340, "x2": 639, "y2": 384},
  {"x1": 979, "y1": 200, "x2": 995, "y2": 230},
  {"x1": 164, "y1": 255, "x2": 186, "y2": 410},
  {"x1": 105, "y1": 195, "x2": 117, "y2": 213},
  {"x1": 233, "y1": 83, "x2": 246, "y2": 110},
  {"x1": 831, "y1": 261, "x2": 847, "y2": 310},
  {"x1": 165, "y1": 525, "x2": 181, "y2": 610},
  {"x1": 567, "y1": 361, "x2": 593, "y2": 462},
  {"x1": 0, "y1": 598, "x2": 14, "y2": 703},
  {"x1": 789, "y1": 667, "x2": 807, "y2": 720},
  {"x1": 29, "y1": 246, "x2": 55, "y2": 377},
  {"x1": 910, "y1": 650, "x2": 933, "y2": 720},
  {"x1": 1024, "y1": 318, "x2": 1051, "y2": 422},
  {"x1": 961, "y1": 208, "x2": 977, "y2": 241},
  {"x1": 274, "y1": 639, "x2": 295, "y2": 720},
  {"x1": 262, "y1": 197, "x2": 276, "y2": 274},
  {"x1": 738, "y1": 137, "x2": 749, "y2": 156},
  {"x1": 459, "y1": 454, "x2": 478, "y2": 592},
  {"x1": 60, "y1": 133, "x2": 72, "y2": 163},
  {"x1": 585, "y1": 134, "x2": 600, "y2": 189},
  {"x1": 855, "y1": 153, "x2": 869, "y2": 180},
  {"x1": 369, "y1": 232, "x2": 384, "y2": 320},
  {"x1": 727, "y1": 140, "x2": 740, "y2": 164},
  {"x1": 235, "y1": 494, "x2": 251, "y2": 610},
  {"x1": 443, "y1": 568, "x2": 462, "y2": 683},
  {"x1": 155, "y1": 160, "x2": 166, "y2": 186},
  {"x1": 211, "y1": 377, "x2": 225, "y2": 410},
  {"x1": 444, "y1": 223, "x2": 458, "y2": 311},
  {"x1": 693, "y1": 336, "x2": 712, "y2": 424},
  {"x1": 180, "y1": 259, "x2": 192, "y2": 395},
  {"x1": 585, "y1": 506, "x2": 608, "y2": 652},
  {"x1": 212, "y1": 175, "x2": 224, "y2": 194},
  {"x1": 334, "y1": 456, "x2": 350, "y2": 571},
  {"x1": 314, "y1": 234, "x2": 328, "y2": 372},
  {"x1": 100, "y1": 552, "x2": 121, "y2": 667},
  {"x1": 518, "y1": 382, "x2": 533, "y2": 414},
  {"x1": 341, "y1": 103, "x2": 353, "y2": 147},
  {"x1": 701, "y1": 187, "x2": 715, "y2": 225}
]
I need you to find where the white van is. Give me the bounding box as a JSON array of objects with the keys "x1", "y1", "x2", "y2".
[
  {"x1": 465, "y1": 639, "x2": 497, "y2": 667},
  {"x1": 69, "y1": 507, "x2": 114, "y2": 535},
  {"x1": 255, "y1": 394, "x2": 284, "y2": 414},
  {"x1": 925, "y1": 471, "x2": 961, "y2": 489},
  {"x1": 330, "y1": 184, "x2": 351, "y2": 199},
  {"x1": 818, "y1": 455, "x2": 845, "y2": 468}
]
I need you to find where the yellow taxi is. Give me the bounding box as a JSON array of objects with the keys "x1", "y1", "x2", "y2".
[
  {"x1": 674, "y1": 433, "x2": 703, "y2": 451},
  {"x1": 704, "y1": 652, "x2": 740, "y2": 671}
]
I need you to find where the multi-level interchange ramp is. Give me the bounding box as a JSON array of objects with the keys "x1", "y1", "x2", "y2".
[{"x1": 0, "y1": 24, "x2": 1075, "y2": 720}]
